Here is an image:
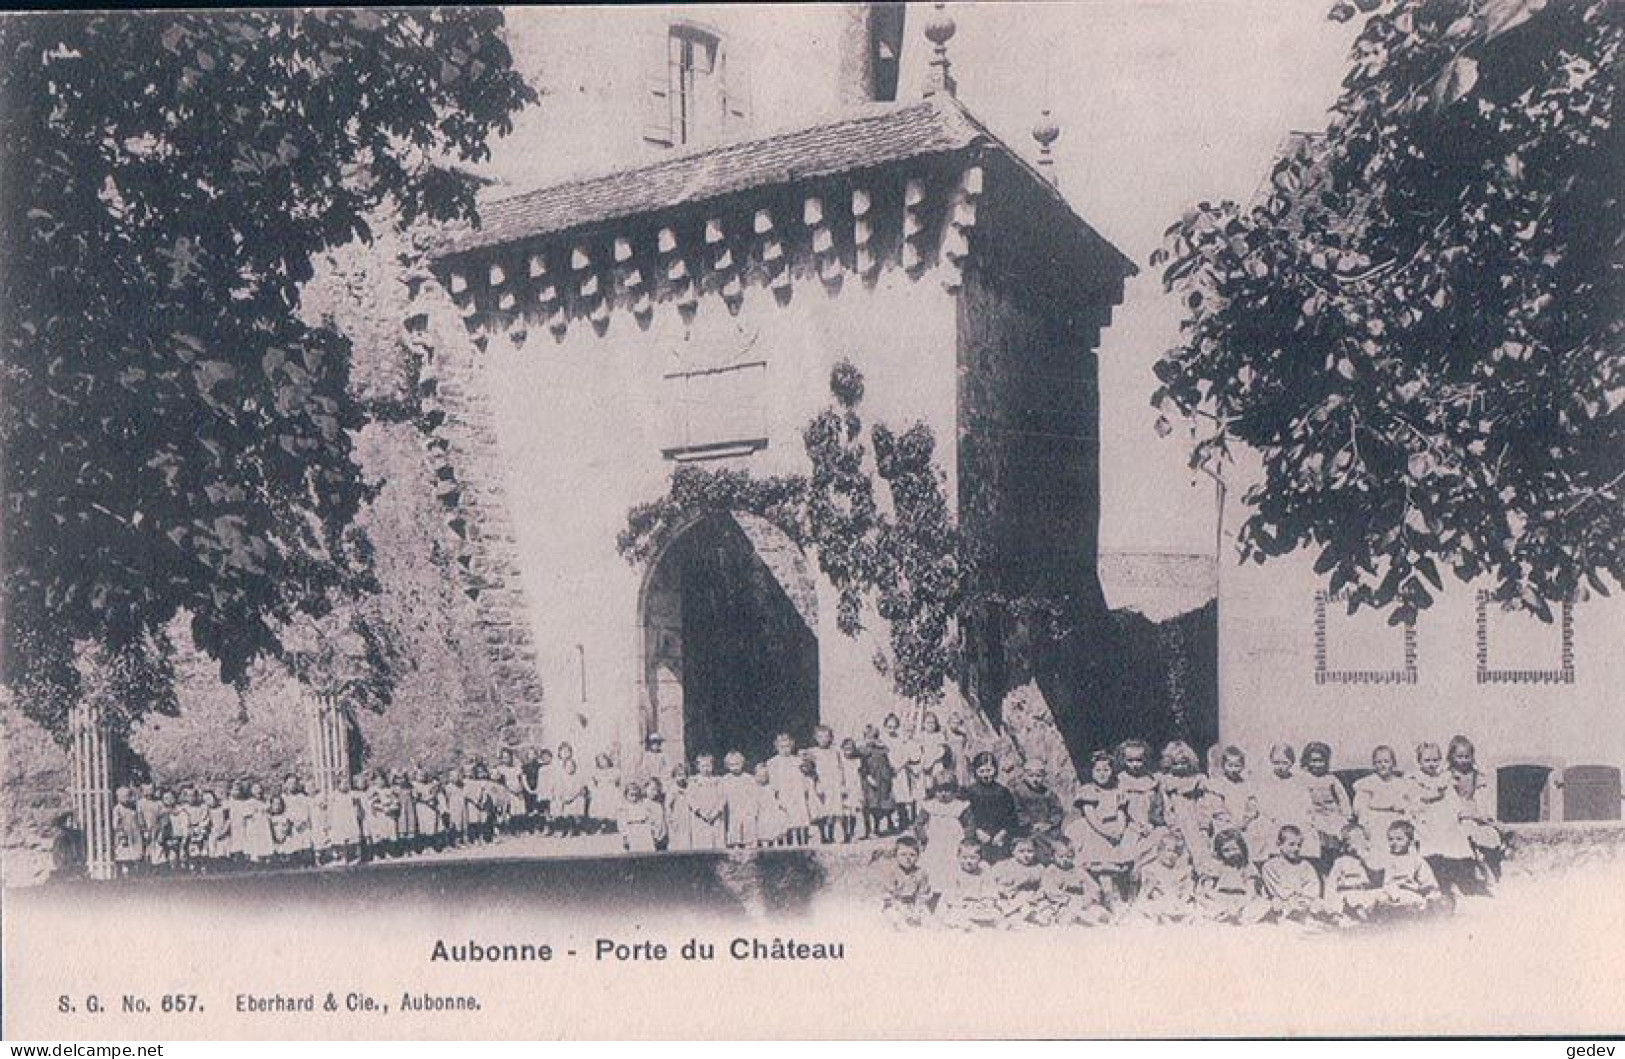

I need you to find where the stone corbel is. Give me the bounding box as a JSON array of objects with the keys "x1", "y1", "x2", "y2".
[
  {"x1": 614, "y1": 235, "x2": 653, "y2": 321},
  {"x1": 902, "y1": 177, "x2": 928, "y2": 273},
  {"x1": 806, "y1": 195, "x2": 841, "y2": 286}
]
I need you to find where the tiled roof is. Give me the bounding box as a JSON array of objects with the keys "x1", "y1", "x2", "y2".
[
  {"x1": 1099, "y1": 551, "x2": 1217, "y2": 622},
  {"x1": 436, "y1": 95, "x2": 1132, "y2": 276}
]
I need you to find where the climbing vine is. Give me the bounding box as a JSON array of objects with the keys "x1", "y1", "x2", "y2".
[{"x1": 619, "y1": 360, "x2": 970, "y2": 705}]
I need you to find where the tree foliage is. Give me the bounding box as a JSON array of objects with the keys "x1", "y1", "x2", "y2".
[
  {"x1": 0, "y1": 11, "x2": 534, "y2": 740},
  {"x1": 1152, "y1": 0, "x2": 1623, "y2": 623}
]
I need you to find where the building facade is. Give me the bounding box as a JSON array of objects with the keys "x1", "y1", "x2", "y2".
[{"x1": 414, "y1": 5, "x2": 1136, "y2": 769}]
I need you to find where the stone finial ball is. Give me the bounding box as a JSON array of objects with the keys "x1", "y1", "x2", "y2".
[
  {"x1": 925, "y1": 4, "x2": 957, "y2": 45},
  {"x1": 1032, "y1": 110, "x2": 1061, "y2": 148}
]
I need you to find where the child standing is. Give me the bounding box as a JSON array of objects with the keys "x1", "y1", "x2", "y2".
[
  {"x1": 326, "y1": 774, "x2": 364, "y2": 864},
  {"x1": 588, "y1": 752, "x2": 621, "y2": 835},
  {"x1": 687, "y1": 755, "x2": 728, "y2": 851},
  {"x1": 881, "y1": 713, "x2": 922, "y2": 829},
  {"x1": 805, "y1": 726, "x2": 846, "y2": 845},
  {"x1": 665, "y1": 768, "x2": 693, "y2": 852},
  {"x1": 1352, "y1": 745, "x2": 1408, "y2": 835},
  {"x1": 1252, "y1": 743, "x2": 1317, "y2": 864},
  {"x1": 917, "y1": 712, "x2": 954, "y2": 793},
  {"x1": 837, "y1": 737, "x2": 865, "y2": 842},
  {"x1": 617, "y1": 781, "x2": 660, "y2": 853},
  {"x1": 182, "y1": 788, "x2": 212, "y2": 870},
  {"x1": 753, "y1": 764, "x2": 787, "y2": 847},
  {"x1": 916, "y1": 781, "x2": 971, "y2": 884},
  {"x1": 206, "y1": 789, "x2": 231, "y2": 866},
  {"x1": 412, "y1": 769, "x2": 444, "y2": 852},
  {"x1": 720, "y1": 751, "x2": 757, "y2": 850},
  {"x1": 764, "y1": 733, "x2": 814, "y2": 847},
  {"x1": 241, "y1": 782, "x2": 274, "y2": 864},
  {"x1": 1158, "y1": 741, "x2": 1213, "y2": 865},
  {"x1": 551, "y1": 743, "x2": 589, "y2": 836},
  {"x1": 1066, "y1": 751, "x2": 1134, "y2": 905},
  {"x1": 111, "y1": 786, "x2": 147, "y2": 876},
  {"x1": 1209, "y1": 746, "x2": 1265, "y2": 859},
  {"x1": 1115, "y1": 740, "x2": 1163, "y2": 867},
  {"x1": 1410, "y1": 741, "x2": 1480, "y2": 900},
  {"x1": 391, "y1": 772, "x2": 419, "y2": 854},
  {"x1": 1300, "y1": 742, "x2": 1353, "y2": 870},
  {"x1": 858, "y1": 725, "x2": 897, "y2": 838}
]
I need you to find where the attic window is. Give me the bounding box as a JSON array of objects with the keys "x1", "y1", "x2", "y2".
[{"x1": 642, "y1": 23, "x2": 750, "y2": 148}]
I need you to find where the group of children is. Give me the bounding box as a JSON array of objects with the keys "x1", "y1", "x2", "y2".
[
  {"x1": 880, "y1": 733, "x2": 1507, "y2": 930},
  {"x1": 610, "y1": 714, "x2": 959, "y2": 853}
]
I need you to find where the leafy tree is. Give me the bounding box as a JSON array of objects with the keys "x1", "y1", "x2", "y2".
[
  {"x1": 1152, "y1": 0, "x2": 1622, "y2": 623},
  {"x1": 0, "y1": 11, "x2": 534, "y2": 743}
]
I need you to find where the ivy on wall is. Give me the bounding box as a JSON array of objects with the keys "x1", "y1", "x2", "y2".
[{"x1": 619, "y1": 361, "x2": 970, "y2": 705}]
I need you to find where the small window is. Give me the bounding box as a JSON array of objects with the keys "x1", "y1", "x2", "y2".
[{"x1": 642, "y1": 23, "x2": 749, "y2": 149}]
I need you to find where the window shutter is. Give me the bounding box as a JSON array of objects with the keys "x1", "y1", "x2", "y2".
[
  {"x1": 640, "y1": 29, "x2": 674, "y2": 148},
  {"x1": 724, "y1": 50, "x2": 752, "y2": 129}
]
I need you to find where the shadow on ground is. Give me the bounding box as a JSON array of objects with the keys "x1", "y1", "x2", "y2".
[{"x1": 14, "y1": 849, "x2": 833, "y2": 919}]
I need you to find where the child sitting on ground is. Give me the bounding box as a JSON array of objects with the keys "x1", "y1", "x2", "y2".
[
  {"x1": 1199, "y1": 828, "x2": 1270, "y2": 925},
  {"x1": 1037, "y1": 838, "x2": 1111, "y2": 926},
  {"x1": 939, "y1": 840, "x2": 1000, "y2": 931},
  {"x1": 1261, "y1": 824, "x2": 1328, "y2": 924},
  {"x1": 1380, "y1": 819, "x2": 1443, "y2": 914},
  {"x1": 881, "y1": 836, "x2": 936, "y2": 928},
  {"x1": 1133, "y1": 830, "x2": 1197, "y2": 924},
  {"x1": 1326, "y1": 822, "x2": 1384, "y2": 922},
  {"x1": 991, "y1": 836, "x2": 1048, "y2": 927}
]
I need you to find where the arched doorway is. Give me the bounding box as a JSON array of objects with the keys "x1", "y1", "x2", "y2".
[{"x1": 640, "y1": 512, "x2": 820, "y2": 767}]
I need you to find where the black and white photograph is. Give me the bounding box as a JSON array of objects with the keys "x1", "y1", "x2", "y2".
[{"x1": 1, "y1": 0, "x2": 1621, "y2": 1042}]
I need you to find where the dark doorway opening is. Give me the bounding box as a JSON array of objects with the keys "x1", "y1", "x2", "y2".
[{"x1": 647, "y1": 514, "x2": 819, "y2": 766}]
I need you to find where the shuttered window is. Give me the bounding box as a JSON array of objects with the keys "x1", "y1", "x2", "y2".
[{"x1": 641, "y1": 23, "x2": 749, "y2": 148}]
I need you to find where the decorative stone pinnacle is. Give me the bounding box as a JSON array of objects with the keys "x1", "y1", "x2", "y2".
[
  {"x1": 1033, "y1": 108, "x2": 1060, "y2": 182},
  {"x1": 924, "y1": 4, "x2": 957, "y2": 98}
]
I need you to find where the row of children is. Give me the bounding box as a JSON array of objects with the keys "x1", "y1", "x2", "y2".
[
  {"x1": 107, "y1": 744, "x2": 613, "y2": 874},
  {"x1": 881, "y1": 816, "x2": 1447, "y2": 930},
  {"x1": 614, "y1": 718, "x2": 948, "y2": 853}
]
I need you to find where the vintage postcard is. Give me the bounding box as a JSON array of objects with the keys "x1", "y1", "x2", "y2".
[{"x1": 2, "y1": 1, "x2": 1622, "y2": 1041}]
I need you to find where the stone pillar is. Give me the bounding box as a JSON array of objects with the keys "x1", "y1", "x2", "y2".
[{"x1": 69, "y1": 701, "x2": 114, "y2": 881}]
